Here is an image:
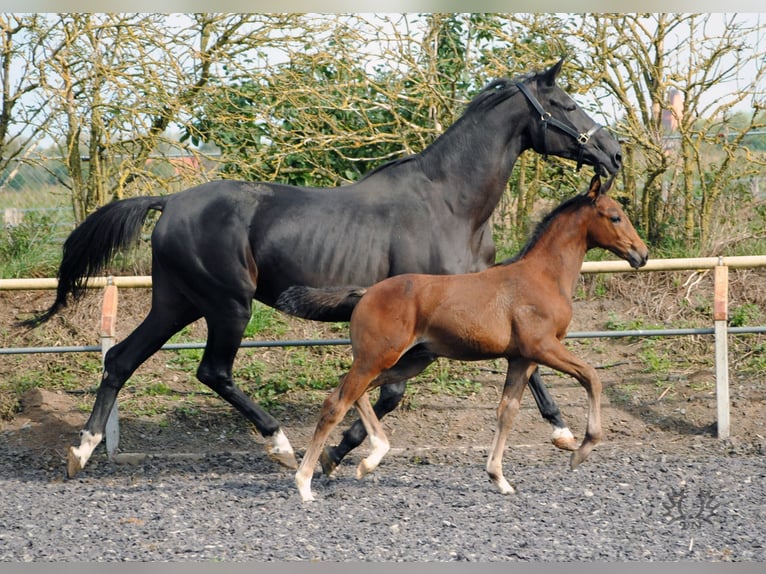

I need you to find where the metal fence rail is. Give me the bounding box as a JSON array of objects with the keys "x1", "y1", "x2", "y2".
[
  {"x1": 2, "y1": 328, "x2": 765, "y2": 356},
  {"x1": 2, "y1": 254, "x2": 766, "y2": 448}
]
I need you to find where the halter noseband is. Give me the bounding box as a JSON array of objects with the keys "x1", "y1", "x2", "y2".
[{"x1": 516, "y1": 82, "x2": 603, "y2": 172}]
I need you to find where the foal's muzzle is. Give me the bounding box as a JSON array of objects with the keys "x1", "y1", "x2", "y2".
[{"x1": 627, "y1": 248, "x2": 649, "y2": 269}]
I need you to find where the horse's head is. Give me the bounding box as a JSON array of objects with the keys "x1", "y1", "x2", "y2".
[
  {"x1": 584, "y1": 174, "x2": 649, "y2": 269},
  {"x1": 519, "y1": 58, "x2": 622, "y2": 176}
]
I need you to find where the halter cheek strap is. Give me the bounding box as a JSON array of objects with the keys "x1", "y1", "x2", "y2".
[{"x1": 516, "y1": 82, "x2": 603, "y2": 172}]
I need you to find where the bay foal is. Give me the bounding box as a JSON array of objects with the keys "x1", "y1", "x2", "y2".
[{"x1": 295, "y1": 174, "x2": 648, "y2": 501}]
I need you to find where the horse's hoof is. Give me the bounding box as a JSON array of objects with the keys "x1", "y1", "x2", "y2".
[
  {"x1": 319, "y1": 449, "x2": 338, "y2": 476},
  {"x1": 551, "y1": 428, "x2": 577, "y2": 451},
  {"x1": 570, "y1": 449, "x2": 589, "y2": 469},
  {"x1": 66, "y1": 447, "x2": 83, "y2": 478},
  {"x1": 268, "y1": 449, "x2": 298, "y2": 470},
  {"x1": 356, "y1": 460, "x2": 374, "y2": 479},
  {"x1": 492, "y1": 478, "x2": 516, "y2": 495}
]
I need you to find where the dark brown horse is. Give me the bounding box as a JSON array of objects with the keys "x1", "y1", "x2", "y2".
[
  {"x1": 295, "y1": 174, "x2": 648, "y2": 501},
  {"x1": 24, "y1": 59, "x2": 622, "y2": 479}
]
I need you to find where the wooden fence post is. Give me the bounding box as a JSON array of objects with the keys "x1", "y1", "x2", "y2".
[
  {"x1": 713, "y1": 259, "x2": 730, "y2": 439},
  {"x1": 100, "y1": 277, "x2": 120, "y2": 457}
]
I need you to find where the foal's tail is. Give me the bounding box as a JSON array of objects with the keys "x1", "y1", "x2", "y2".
[
  {"x1": 275, "y1": 285, "x2": 367, "y2": 322},
  {"x1": 20, "y1": 196, "x2": 168, "y2": 328}
]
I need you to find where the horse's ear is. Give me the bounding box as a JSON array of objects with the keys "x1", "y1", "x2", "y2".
[
  {"x1": 603, "y1": 173, "x2": 617, "y2": 194},
  {"x1": 542, "y1": 57, "x2": 566, "y2": 86},
  {"x1": 586, "y1": 173, "x2": 602, "y2": 200}
]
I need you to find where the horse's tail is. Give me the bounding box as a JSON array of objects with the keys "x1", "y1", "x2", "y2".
[
  {"x1": 275, "y1": 285, "x2": 367, "y2": 323},
  {"x1": 21, "y1": 195, "x2": 167, "y2": 328}
]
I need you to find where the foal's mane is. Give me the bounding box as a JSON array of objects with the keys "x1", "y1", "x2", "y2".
[
  {"x1": 497, "y1": 192, "x2": 594, "y2": 266},
  {"x1": 357, "y1": 71, "x2": 539, "y2": 182}
]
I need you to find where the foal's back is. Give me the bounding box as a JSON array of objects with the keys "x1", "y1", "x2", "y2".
[{"x1": 349, "y1": 260, "x2": 564, "y2": 364}]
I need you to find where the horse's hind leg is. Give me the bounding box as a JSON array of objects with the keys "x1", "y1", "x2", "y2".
[
  {"x1": 196, "y1": 311, "x2": 296, "y2": 469},
  {"x1": 527, "y1": 368, "x2": 577, "y2": 451},
  {"x1": 354, "y1": 392, "x2": 390, "y2": 479},
  {"x1": 320, "y1": 348, "x2": 436, "y2": 475},
  {"x1": 486, "y1": 360, "x2": 536, "y2": 494},
  {"x1": 68, "y1": 302, "x2": 200, "y2": 477}
]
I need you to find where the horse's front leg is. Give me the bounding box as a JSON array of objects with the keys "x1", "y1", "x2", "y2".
[
  {"x1": 486, "y1": 360, "x2": 536, "y2": 494},
  {"x1": 531, "y1": 340, "x2": 603, "y2": 469}
]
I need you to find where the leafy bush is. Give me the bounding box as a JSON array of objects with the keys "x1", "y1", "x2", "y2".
[{"x1": 0, "y1": 211, "x2": 64, "y2": 277}]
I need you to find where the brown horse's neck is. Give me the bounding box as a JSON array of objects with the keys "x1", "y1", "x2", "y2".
[{"x1": 520, "y1": 208, "x2": 590, "y2": 299}]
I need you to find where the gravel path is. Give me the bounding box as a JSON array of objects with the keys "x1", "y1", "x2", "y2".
[{"x1": 1, "y1": 439, "x2": 764, "y2": 562}]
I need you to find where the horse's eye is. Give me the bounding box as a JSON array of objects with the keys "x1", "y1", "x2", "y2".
[
  {"x1": 552, "y1": 97, "x2": 577, "y2": 112},
  {"x1": 610, "y1": 215, "x2": 622, "y2": 223}
]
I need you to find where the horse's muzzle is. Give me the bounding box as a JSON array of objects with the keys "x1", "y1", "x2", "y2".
[{"x1": 627, "y1": 249, "x2": 649, "y2": 269}]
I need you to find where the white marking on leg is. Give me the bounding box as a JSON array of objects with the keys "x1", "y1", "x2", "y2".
[
  {"x1": 486, "y1": 444, "x2": 515, "y2": 495},
  {"x1": 551, "y1": 426, "x2": 577, "y2": 450},
  {"x1": 552, "y1": 427, "x2": 574, "y2": 442},
  {"x1": 357, "y1": 434, "x2": 390, "y2": 479},
  {"x1": 67, "y1": 430, "x2": 103, "y2": 477},
  {"x1": 493, "y1": 475, "x2": 516, "y2": 495},
  {"x1": 266, "y1": 428, "x2": 298, "y2": 469},
  {"x1": 295, "y1": 466, "x2": 315, "y2": 502},
  {"x1": 269, "y1": 428, "x2": 294, "y2": 456}
]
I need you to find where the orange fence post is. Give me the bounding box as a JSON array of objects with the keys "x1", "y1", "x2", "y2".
[
  {"x1": 100, "y1": 277, "x2": 120, "y2": 458},
  {"x1": 713, "y1": 259, "x2": 730, "y2": 439}
]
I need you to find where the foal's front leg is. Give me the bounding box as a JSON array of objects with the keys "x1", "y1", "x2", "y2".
[
  {"x1": 531, "y1": 340, "x2": 603, "y2": 469},
  {"x1": 486, "y1": 360, "x2": 536, "y2": 494}
]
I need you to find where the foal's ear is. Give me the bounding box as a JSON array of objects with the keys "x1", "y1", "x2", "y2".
[
  {"x1": 586, "y1": 173, "x2": 602, "y2": 200},
  {"x1": 542, "y1": 57, "x2": 566, "y2": 86}
]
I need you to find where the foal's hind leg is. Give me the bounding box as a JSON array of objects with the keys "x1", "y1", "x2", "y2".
[
  {"x1": 354, "y1": 392, "x2": 390, "y2": 479},
  {"x1": 296, "y1": 367, "x2": 379, "y2": 502},
  {"x1": 320, "y1": 348, "x2": 436, "y2": 475},
  {"x1": 196, "y1": 311, "x2": 296, "y2": 469},
  {"x1": 486, "y1": 360, "x2": 536, "y2": 494},
  {"x1": 68, "y1": 302, "x2": 200, "y2": 477}
]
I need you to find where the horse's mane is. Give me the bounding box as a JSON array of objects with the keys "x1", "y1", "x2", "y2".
[
  {"x1": 462, "y1": 71, "x2": 536, "y2": 115},
  {"x1": 357, "y1": 70, "x2": 539, "y2": 182},
  {"x1": 497, "y1": 192, "x2": 594, "y2": 266}
]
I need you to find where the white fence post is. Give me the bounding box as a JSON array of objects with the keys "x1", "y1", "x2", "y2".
[
  {"x1": 713, "y1": 259, "x2": 730, "y2": 439},
  {"x1": 100, "y1": 277, "x2": 120, "y2": 457}
]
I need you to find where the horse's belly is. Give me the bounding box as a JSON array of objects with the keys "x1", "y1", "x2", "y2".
[{"x1": 423, "y1": 325, "x2": 511, "y2": 362}]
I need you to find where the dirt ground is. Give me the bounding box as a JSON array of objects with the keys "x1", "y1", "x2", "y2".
[{"x1": 1, "y1": 271, "x2": 765, "y2": 477}]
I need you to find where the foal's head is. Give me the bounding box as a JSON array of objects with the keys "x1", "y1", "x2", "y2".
[{"x1": 583, "y1": 174, "x2": 649, "y2": 269}]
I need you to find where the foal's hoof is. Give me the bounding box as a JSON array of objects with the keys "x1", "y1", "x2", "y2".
[
  {"x1": 66, "y1": 447, "x2": 83, "y2": 479},
  {"x1": 356, "y1": 459, "x2": 376, "y2": 480},
  {"x1": 551, "y1": 428, "x2": 577, "y2": 451},
  {"x1": 491, "y1": 477, "x2": 516, "y2": 495},
  {"x1": 569, "y1": 448, "x2": 591, "y2": 470},
  {"x1": 319, "y1": 448, "x2": 338, "y2": 476}
]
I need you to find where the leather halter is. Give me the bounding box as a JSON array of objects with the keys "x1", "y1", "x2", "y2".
[{"x1": 516, "y1": 82, "x2": 603, "y2": 172}]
